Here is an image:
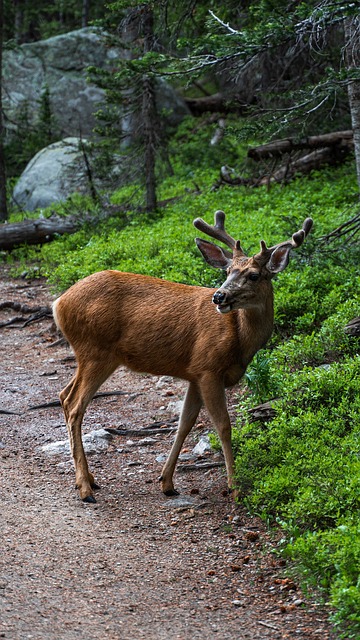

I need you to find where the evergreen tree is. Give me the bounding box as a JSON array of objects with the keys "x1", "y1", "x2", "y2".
[{"x1": 91, "y1": 2, "x2": 167, "y2": 211}]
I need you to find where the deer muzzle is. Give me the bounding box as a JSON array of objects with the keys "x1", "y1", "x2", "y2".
[{"x1": 212, "y1": 290, "x2": 232, "y2": 314}]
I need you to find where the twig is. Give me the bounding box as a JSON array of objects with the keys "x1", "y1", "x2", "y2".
[
  {"x1": 28, "y1": 399, "x2": 62, "y2": 410},
  {"x1": 28, "y1": 390, "x2": 132, "y2": 411},
  {"x1": 106, "y1": 419, "x2": 179, "y2": 437},
  {"x1": 144, "y1": 417, "x2": 178, "y2": 429},
  {"x1": 0, "y1": 408, "x2": 21, "y2": 415},
  {"x1": 177, "y1": 462, "x2": 224, "y2": 472},
  {"x1": 106, "y1": 425, "x2": 177, "y2": 437},
  {"x1": 319, "y1": 211, "x2": 360, "y2": 243},
  {"x1": 45, "y1": 337, "x2": 67, "y2": 348},
  {"x1": 257, "y1": 620, "x2": 279, "y2": 631},
  {"x1": 208, "y1": 9, "x2": 239, "y2": 35}
]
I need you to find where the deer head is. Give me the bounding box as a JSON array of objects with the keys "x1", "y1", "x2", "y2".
[{"x1": 194, "y1": 211, "x2": 313, "y2": 314}]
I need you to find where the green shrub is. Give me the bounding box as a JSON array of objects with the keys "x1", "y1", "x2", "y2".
[
  {"x1": 234, "y1": 356, "x2": 360, "y2": 635},
  {"x1": 285, "y1": 525, "x2": 360, "y2": 636}
]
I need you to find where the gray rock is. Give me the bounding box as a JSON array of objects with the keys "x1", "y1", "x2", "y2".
[
  {"x1": 163, "y1": 496, "x2": 197, "y2": 509},
  {"x1": 12, "y1": 137, "x2": 90, "y2": 211},
  {"x1": 3, "y1": 28, "x2": 190, "y2": 142},
  {"x1": 192, "y1": 435, "x2": 212, "y2": 456},
  {"x1": 166, "y1": 400, "x2": 184, "y2": 415},
  {"x1": 42, "y1": 428, "x2": 112, "y2": 456},
  {"x1": 7, "y1": 28, "x2": 190, "y2": 211}
]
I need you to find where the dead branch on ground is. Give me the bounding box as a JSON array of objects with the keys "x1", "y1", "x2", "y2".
[{"x1": 0, "y1": 301, "x2": 52, "y2": 327}]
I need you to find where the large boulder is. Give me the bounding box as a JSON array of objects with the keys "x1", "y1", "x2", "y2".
[
  {"x1": 12, "y1": 138, "x2": 93, "y2": 211},
  {"x1": 3, "y1": 28, "x2": 189, "y2": 140}
]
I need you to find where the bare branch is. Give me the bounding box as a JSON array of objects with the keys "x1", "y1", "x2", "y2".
[{"x1": 208, "y1": 10, "x2": 239, "y2": 35}]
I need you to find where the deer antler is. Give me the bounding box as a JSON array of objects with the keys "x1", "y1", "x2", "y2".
[
  {"x1": 255, "y1": 218, "x2": 313, "y2": 264},
  {"x1": 194, "y1": 210, "x2": 242, "y2": 252}
]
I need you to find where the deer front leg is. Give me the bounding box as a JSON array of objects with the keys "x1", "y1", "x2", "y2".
[
  {"x1": 160, "y1": 381, "x2": 202, "y2": 496},
  {"x1": 200, "y1": 374, "x2": 237, "y2": 499}
]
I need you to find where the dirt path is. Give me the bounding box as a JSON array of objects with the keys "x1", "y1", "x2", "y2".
[{"x1": 0, "y1": 273, "x2": 337, "y2": 640}]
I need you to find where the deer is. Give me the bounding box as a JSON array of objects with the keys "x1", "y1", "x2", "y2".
[{"x1": 52, "y1": 211, "x2": 313, "y2": 503}]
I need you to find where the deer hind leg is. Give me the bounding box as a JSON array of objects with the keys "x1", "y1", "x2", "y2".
[
  {"x1": 199, "y1": 374, "x2": 237, "y2": 498},
  {"x1": 160, "y1": 381, "x2": 202, "y2": 496},
  {"x1": 60, "y1": 355, "x2": 118, "y2": 502}
]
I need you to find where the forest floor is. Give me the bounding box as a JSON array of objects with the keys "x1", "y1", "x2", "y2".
[{"x1": 0, "y1": 270, "x2": 339, "y2": 640}]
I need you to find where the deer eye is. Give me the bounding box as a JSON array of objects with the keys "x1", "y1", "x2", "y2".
[{"x1": 248, "y1": 272, "x2": 260, "y2": 281}]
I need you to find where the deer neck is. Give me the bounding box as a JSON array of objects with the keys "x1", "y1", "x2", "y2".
[{"x1": 235, "y1": 288, "x2": 274, "y2": 367}]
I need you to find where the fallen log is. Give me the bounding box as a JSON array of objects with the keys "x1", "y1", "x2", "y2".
[
  {"x1": 0, "y1": 211, "x2": 95, "y2": 251},
  {"x1": 248, "y1": 400, "x2": 277, "y2": 423},
  {"x1": 248, "y1": 130, "x2": 353, "y2": 160},
  {"x1": 257, "y1": 145, "x2": 352, "y2": 184},
  {"x1": 344, "y1": 317, "x2": 360, "y2": 337}
]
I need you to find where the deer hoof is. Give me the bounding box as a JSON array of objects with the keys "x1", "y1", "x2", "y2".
[
  {"x1": 82, "y1": 494, "x2": 97, "y2": 503},
  {"x1": 163, "y1": 488, "x2": 180, "y2": 497}
]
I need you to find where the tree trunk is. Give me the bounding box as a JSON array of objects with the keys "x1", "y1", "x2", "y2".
[
  {"x1": 344, "y1": 16, "x2": 360, "y2": 195},
  {"x1": 142, "y1": 75, "x2": 157, "y2": 211},
  {"x1": 141, "y1": 5, "x2": 157, "y2": 211},
  {"x1": 13, "y1": 0, "x2": 23, "y2": 44},
  {"x1": 0, "y1": 0, "x2": 8, "y2": 222},
  {"x1": 82, "y1": 0, "x2": 90, "y2": 28}
]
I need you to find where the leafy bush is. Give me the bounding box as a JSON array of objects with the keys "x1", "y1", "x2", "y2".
[
  {"x1": 273, "y1": 265, "x2": 360, "y2": 338},
  {"x1": 286, "y1": 525, "x2": 360, "y2": 636},
  {"x1": 234, "y1": 356, "x2": 360, "y2": 635}
]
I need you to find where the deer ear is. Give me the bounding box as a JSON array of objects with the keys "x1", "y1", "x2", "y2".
[
  {"x1": 266, "y1": 245, "x2": 291, "y2": 274},
  {"x1": 195, "y1": 238, "x2": 232, "y2": 270}
]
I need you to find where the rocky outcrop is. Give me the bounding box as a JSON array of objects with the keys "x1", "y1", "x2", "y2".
[
  {"x1": 3, "y1": 28, "x2": 113, "y2": 139},
  {"x1": 3, "y1": 28, "x2": 189, "y2": 141}
]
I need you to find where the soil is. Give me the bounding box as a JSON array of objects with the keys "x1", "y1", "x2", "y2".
[{"x1": 0, "y1": 271, "x2": 338, "y2": 640}]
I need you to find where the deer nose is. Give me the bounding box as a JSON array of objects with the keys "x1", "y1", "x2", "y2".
[{"x1": 213, "y1": 290, "x2": 227, "y2": 305}]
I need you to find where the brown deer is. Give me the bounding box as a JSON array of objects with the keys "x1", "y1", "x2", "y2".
[{"x1": 53, "y1": 211, "x2": 313, "y2": 503}]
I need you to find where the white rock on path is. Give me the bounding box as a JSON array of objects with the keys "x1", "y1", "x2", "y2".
[{"x1": 41, "y1": 428, "x2": 113, "y2": 456}]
